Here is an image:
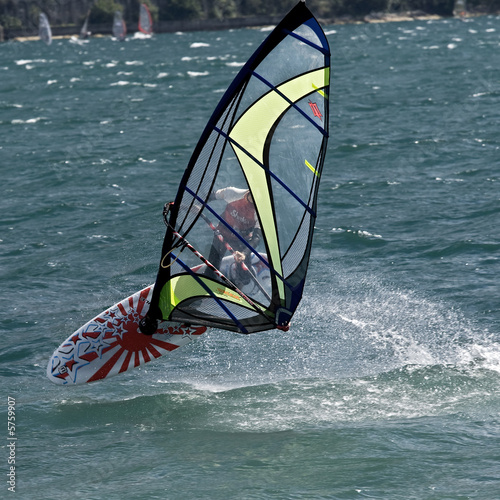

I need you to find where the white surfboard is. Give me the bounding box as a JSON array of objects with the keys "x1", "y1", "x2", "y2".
[{"x1": 47, "y1": 286, "x2": 206, "y2": 385}]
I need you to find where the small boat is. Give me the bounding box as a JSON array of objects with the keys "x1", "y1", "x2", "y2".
[{"x1": 39, "y1": 13, "x2": 52, "y2": 45}]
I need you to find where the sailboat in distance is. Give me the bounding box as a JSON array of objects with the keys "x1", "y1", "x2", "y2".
[
  {"x1": 112, "y1": 11, "x2": 127, "y2": 41},
  {"x1": 39, "y1": 13, "x2": 52, "y2": 45},
  {"x1": 79, "y1": 10, "x2": 91, "y2": 39},
  {"x1": 70, "y1": 10, "x2": 91, "y2": 44},
  {"x1": 134, "y1": 3, "x2": 153, "y2": 38},
  {"x1": 453, "y1": 0, "x2": 467, "y2": 16}
]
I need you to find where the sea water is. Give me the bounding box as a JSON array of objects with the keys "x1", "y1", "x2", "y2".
[{"x1": 1, "y1": 14, "x2": 499, "y2": 500}]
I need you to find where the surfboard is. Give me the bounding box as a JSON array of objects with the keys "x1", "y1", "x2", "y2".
[{"x1": 47, "y1": 286, "x2": 206, "y2": 385}]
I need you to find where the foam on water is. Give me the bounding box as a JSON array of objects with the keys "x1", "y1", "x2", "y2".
[{"x1": 114, "y1": 260, "x2": 500, "y2": 432}]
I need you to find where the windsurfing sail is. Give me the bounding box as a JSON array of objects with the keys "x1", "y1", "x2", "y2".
[
  {"x1": 79, "y1": 11, "x2": 91, "y2": 39},
  {"x1": 39, "y1": 13, "x2": 52, "y2": 45},
  {"x1": 112, "y1": 11, "x2": 126, "y2": 41},
  {"x1": 138, "y1": 4, "x2": 153, "y2": 35},
  {"x1": 142, "y1": 0, "x2": 330, "y2": 335},
  {"x1": 453, "y1": 0, "x2": 467, "y2": 16}
]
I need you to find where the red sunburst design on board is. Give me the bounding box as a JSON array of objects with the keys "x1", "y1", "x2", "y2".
[
  {"x1": 86, "y1": 308, "x2": 180, "y2": 382},
  {"x1": 49, "y1": 286, "x2": 206, "y2": 385}
]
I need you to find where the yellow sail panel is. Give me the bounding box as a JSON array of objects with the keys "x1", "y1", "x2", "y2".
[
  {"x1": 159, "y1": 275, "x2": 265, "y2": 319},
  {"x1": 229, "y1": 67, "x2": 329, "y2": 302}
]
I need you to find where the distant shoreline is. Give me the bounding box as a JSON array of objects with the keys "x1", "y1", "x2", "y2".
[
  {"x1": 328, "y1": 8, "x2": 498, "y2": 25},
  {"x1": 3, "y1": 10, "x2": 498, "y2": 43}
]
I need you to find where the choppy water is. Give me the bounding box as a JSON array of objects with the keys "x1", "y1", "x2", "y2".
[{"x1": 1, "y1": 13, "x2": 500, "y2": 500}]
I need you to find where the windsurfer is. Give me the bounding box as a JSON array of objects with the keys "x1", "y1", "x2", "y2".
[{"x1": 207, "y1": 187, "x2": 261, "y2": 285}]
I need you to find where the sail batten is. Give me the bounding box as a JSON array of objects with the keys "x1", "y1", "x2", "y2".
[
  {"x1": 145, "y1": 1, "x2": 330, "y2": 334},
  {"x1": 284, "y1": 29, "x2": 330, "y2": 55}
]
